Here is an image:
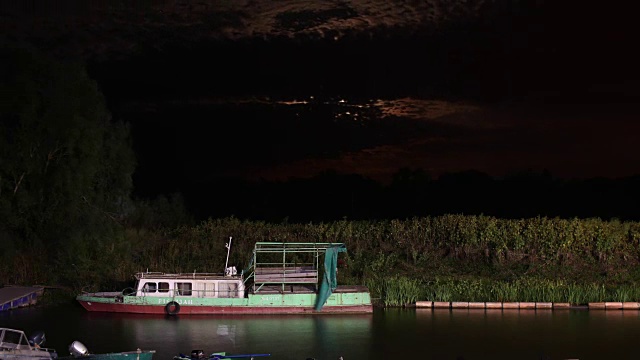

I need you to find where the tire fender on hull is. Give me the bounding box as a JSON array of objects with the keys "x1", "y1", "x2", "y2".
[{"x1": 165, "y1": 301, "x2": 180, "y2": 315}]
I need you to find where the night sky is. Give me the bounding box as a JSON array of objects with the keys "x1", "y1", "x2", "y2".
[{"x1": 3, "y1": 0, "x2": 639, "y2": 216}]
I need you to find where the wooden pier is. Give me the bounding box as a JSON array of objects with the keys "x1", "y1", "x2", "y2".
[
  {"x1": 415, "y1": 300, "x2": 640, "y2": 310},
  {"x1": 0, "y1": 286, "x2": 44, "y2": 311}
]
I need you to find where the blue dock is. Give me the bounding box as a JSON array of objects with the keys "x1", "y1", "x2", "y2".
[{"x1": 0, "y1": 286, "x2": 44, "y2": 311}]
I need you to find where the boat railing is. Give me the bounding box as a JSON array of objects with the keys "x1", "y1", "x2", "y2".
[
  {"x1": 31, "y1": 347, "x2": 57, "y2": 354},
  {"x1": 134, "y1": 272, "x2": 230, "y2": 280},
  {"x1": 0, "y1": 329, "x2": 30, "y2": 350},
  {"x1": 253, "y1": 266, "x2": 318, "y2": 284}
]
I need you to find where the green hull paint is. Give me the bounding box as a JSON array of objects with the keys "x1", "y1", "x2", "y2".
[
  {"x1": 77, "y1": 291, "x2": 372, "y2": 308},
  {"x1": 59, "y1": 351, "x2": 155, "y2": 360}
]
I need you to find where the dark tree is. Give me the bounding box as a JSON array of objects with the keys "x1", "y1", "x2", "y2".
[{"x1": 0, "y1": 41, "x2": 136, "y2": 284}]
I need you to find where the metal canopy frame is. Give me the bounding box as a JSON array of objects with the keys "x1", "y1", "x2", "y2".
[{"x1": 250, "y1": 242, "x2": 344, "y2": 293}]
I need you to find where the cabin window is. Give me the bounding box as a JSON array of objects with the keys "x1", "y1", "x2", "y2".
[
  {"x1": 176, "y1": 282, "x2": 192, "y2": 296},
  {"x1": 158, "y1": 282, "x2": 170, "y2": 293},
  {"x1": 142, "y1": 282, "x2": 157, "y2": 293},
  {"x1": 219, "y1": 282, "x2": 238, "y2": 298}
]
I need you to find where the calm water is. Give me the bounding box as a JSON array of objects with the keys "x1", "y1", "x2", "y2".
[{"x1": 2, "y1": 303, "x2": 640, "y2": 360}]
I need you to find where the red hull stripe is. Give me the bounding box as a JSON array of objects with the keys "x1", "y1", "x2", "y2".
[{"x1": 78, "y1": 301, "x2": 373, "y2": 314}]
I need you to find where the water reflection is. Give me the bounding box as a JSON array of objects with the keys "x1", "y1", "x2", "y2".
[
  {"x1": 76, "y1": 311, "x2": 374, "y2": 360},
  {"x1": 4, "y1": 305, "x2": 640, "y2": 360},
  {"x1": 380, "y1": 308, "x2": 640, "y2": 360}
]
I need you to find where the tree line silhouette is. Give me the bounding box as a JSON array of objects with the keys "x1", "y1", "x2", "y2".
[{"x1": 176, "y1": 169, "x2": 640, "y2": 224}]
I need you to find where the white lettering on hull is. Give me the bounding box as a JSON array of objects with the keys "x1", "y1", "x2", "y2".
[{"x1": 157, "y1": 298, "x2": 194, "y2": 305}]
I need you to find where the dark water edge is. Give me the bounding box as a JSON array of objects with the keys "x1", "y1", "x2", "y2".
[{"x1": 2, "y1": 303, "x2": 640, "y2": 360}]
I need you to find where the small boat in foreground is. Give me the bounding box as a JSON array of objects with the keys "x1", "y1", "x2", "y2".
[
  {"x1": 0, "y1": 329, "x2": 154, "y2": 360},
  {"x1": 174, "y1": 350, "x2": 270, "y2": 360},
  {"x1": 77, "y1": 240, "x2": 372, "y2": 315},
  {"x1": 64, "y1": 341, "x2": 155, "y2": 360},
  {"x1": 0, "y1": 328, "x2": 57, "y2": 360}
]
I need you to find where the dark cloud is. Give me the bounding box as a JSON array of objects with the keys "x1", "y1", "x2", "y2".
[
  {"x1": 5, "y1": 0, "x2": 637, "y2": 102},
  {"x1": 1, "y1": 0, "x2": 487, "y2": 57},
  {"x1": 2, "y1": 0, "x2": 639, "y2": 198}
]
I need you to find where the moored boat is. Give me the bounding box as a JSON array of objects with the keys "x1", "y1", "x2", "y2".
[
  {"x1": 62, "y1": 341, "x2": 155, "y2": 360},
  {"x1": 76, "y1": 240, "x2": 372, "y2": 315},
  {"x1": 174, "y1": 350, "x2": 270, "y2": 360},
  {"x1": 0, "y1": 328, "x2": 57, "y2": 360}
]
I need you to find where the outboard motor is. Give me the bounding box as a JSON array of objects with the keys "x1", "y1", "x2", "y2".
[
  {"x1": 28, "y1": 331, "x2": 46, "y2": 347},
  {"x1": 190, "y1": 350, "x2": 205, "y2": 359},
  {"x1": 69, "y1": 341, "x2": 89, "y2": 357}
]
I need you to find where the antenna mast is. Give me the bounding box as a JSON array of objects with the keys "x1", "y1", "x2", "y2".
[{"x1": 224, "y1": 236, "x2": 232, "y2": 275}]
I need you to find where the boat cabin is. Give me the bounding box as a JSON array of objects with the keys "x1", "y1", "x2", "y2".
[{"x1": 133, "y1": 272, "x2": 245, "y2": 299}]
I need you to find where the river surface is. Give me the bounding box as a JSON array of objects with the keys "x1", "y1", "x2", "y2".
[{"x1": 2, "y1": 303, "x2": 639, "y2": 360}]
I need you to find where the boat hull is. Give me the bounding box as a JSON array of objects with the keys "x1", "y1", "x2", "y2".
[
  {"x1": 77, "y1": 301, "x2": 372, "y2": 314},
  {"x1": 59, "y1": 351, "x2": 155, "y2": 360},
  {"x1": 77, "y1": 289, "x2": 373, "y2": 315},
  {"x1": 0, "y1": 351, "x2": 55, "y2": 360}
]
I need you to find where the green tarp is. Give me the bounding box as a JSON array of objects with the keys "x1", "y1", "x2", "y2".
[{"x1": 314, "y1": 244, "x2": 347, "y2": 310}]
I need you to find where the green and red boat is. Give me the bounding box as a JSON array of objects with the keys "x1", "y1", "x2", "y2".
[{"x1": 76, "y1": 241, "x2": 372, "y2": 315}]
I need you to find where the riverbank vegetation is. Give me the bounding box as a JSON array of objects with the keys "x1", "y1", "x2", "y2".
[{"x1": 3, "y1": 215, "x2": 640, "y2": 306}]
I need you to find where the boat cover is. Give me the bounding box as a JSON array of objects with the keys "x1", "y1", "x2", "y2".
[{"x1": 314, "y1": 244, "x2": 347, "y2": 310}]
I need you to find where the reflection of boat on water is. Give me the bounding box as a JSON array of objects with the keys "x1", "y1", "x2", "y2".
[
  {"x1": 122, "y1": 311, "x2": 373, "y2": 359},
  {"x1": 173, "y1": 350, "x2": 269, "y2": 360},
  {"x1": 77, "y1": 241, "x2": 372, "y2": 315},
  {"x1": 0, "y1": 328, "x2": 57, "y2": 360}
]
